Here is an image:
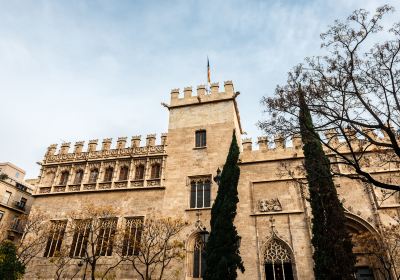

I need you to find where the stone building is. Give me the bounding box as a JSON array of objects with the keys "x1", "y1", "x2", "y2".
[
  {"x1": 26, "y1": 81, "x2": 400, "y2": 280},
  {"x1": 0, "y1": 162, "x2": 35, "y2": 242}
]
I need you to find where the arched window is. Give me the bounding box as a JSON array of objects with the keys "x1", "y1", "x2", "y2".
[
  {"x1": 89, "y1": 169, "x2": 99, "y2": 183},
  {"x1": 150, "y1": 163, "x2": 161, "y2": 179},
  {"x1": 44, "y1": 172, "x2": 55, "y2": 187},
  {"x1": 59, "y1": 171, "x2": 69, "y2": 186},
  {"x1": 188, "y1": 232, "x2": 209, "y2": 279},
  {"x1": 135, "y1": 165, "x2": 145, "y2": 180},
  {"x1": 119, "y1": 166, "x2": 129, "y2": 181},
  {"x1": 264, "y1": 238, "x2": 294, "y2": 280},
  {"x1": 104, "y1": 167, "x2": 114, "y2": 182},
  {"x1": 74, "y1": 170, "x2": 84, "y2": 184}
]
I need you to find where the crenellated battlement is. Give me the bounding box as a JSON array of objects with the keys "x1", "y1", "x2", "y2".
[
  {"x1": 44, "y1": 133, "x2": 168, "y2": 164},
  {"x1": 169, "y1": 80, "x2": 238, "y2": 108},
  {"x1": 241, "y1": 129, "x2": 394, "y2": 163}
]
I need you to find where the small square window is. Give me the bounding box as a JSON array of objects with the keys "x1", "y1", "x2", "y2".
[{"x1": 195, "y1": 130, "x2": 206, "y2": 148}]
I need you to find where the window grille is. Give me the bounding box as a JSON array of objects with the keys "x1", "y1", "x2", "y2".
[
  {"x1": 44, "y1": 220, "x2": 67, "y2": 257},
  {"x1": 264, "y1": 239, "x2": 294, "y2": 280},
  {"x1": 70, "y1": 219, "x2": 91, "y2": 257},
  {"x1": 190, "y1": 178, "x2": 211, "y2": 208},
  {"x1": 119, "y1": 166, "x2": 129, "y2": 181},
  {"x1": 195, "y1": 130, "x2": 207, "y2": 148},
  {"x1": 59, "y1": 171, "x2": 69, "y2": 186},
  {"x1": 89, "y1": 169, "x2": 99, "y2": 183},
  {"x1": 74, "y1": 170, "x2": 84, "y2": 184},
  {"x1": 122, "y1": 217, "x2": 143, "y2": 256},
  {"x1": 150, "y1": 164, "x2": 161, "y2": 179},
  {"x1": 135, "y1": 165, "x2": 145, "y2": 180},
  {"x1": 96, "y1": 218, "x2": 117, "y2": 256},
  {"x1": 104, "y1": 167, "x2": 114, "y2": 182}
]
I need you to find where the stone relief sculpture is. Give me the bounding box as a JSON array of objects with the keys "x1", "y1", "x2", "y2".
[{"x1": 258, "y1": 198, "x2": 282, "y2": 212}]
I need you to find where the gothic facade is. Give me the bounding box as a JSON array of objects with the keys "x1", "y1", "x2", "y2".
[{"x1": 26, "y1": 81, "x2": 400, "y2": 279}]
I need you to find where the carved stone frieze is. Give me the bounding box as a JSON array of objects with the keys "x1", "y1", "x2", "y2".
[
  {"x1": 114, "y1": 182, "x2": 127, "y2": 188},
  {"x1": 39, "y1": 187, "x2": 51, "y2": 194},
  {"x1": 131, "y1": 180, "x2": 144, "y2": 187},
  {"x1": 83, "y1": 184, "x2": 96, "y2": 190},
  {"x1": 68, "y1": 185, "x2": 81, "y2": 192},
  {"x1": 98, "y1": 183, "x2": 112, "y2": 190},
  {"x1": 258, "y1": 198, "x2": 282, "y2": 212},
  {"x1": 147, "y1": 179, "x2": 161, "y2": 186}
]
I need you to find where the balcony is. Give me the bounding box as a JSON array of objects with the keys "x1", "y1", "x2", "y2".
[{"x1": 14, "y1": 201, "x2": 26, "y2": 211}]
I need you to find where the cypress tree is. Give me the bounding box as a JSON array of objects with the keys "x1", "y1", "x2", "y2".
[
  {"x1": 298, "y1": 89, "x2": 356, "y2": 280},
  {"x1": 204, "y1": 131, "x2": 245, "y2": 280}
]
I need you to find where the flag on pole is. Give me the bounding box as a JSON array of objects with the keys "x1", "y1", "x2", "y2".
[{"x1": 207, "y1": 57, "x2": 211, "y2": 88}]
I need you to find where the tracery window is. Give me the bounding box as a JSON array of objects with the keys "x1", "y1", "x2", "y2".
[
  {"x1": 119, "y1": 166, "x2": 129, "y2": 181},
  {"x1": 74, "y1": 169, "x2": 84, "y2": 184},
  {"x1": 190, "y1": 178, "x2": 211, "y2": 208},
  {"x1": 44, "y1": 172, "x2": 55, "y2": 187},
  {"x1": 70, "y1": 219, "x2": 91, "y2": 257},
  {"x1": 188, "y1": 232, "x2": 209, "y2": 278},
  {"x1": 44, "y1": 220, "x2": 67, "y2": 257},
  {"x1": 122, "y1": 217, "x2": 143, "y2": 256},
  {"x1": 59, "y1": 171, "x2": 69, "y2": 186},
  {"x1": 150, "y1": 163, "x2": 161, "y2": 179},
  {"x1": 135, "y1": 165, "x2": 145, "y2": 180},
  {"x1": 89, "y1": 168, "x2": 99, "y2": 183},
  {"x1": 104, "y1": 167, "x2": 114, "y2": 182},
  {"x1": 96, "y1": 218, "x2": 117, "y2": 256},
  {"x1": 264, "y1": 239, "x2": 294, "y2": 280}
]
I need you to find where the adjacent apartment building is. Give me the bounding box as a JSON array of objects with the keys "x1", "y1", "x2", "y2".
[
  {"x1": 0, "y1": 162, "x2": 35, "y2": 242},
  {"x1": 25, "y1": 81, "x2": 400, "y2": 280}
]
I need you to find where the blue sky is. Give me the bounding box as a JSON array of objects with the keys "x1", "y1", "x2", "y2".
[{"x1": 1, "y1": 0, "x2": 399, "y2": 177}]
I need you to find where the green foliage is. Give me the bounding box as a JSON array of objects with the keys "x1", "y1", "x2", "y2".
[
  {"x1": 204, "y1": 131, "x2": 245, "y2": 280},
  {"x1": 0, "y1": 173, "x2": 8, "y2": 181},
  {"x1": 299, "y1": 90, "x2": 356, "y2": 280},
  {"x1": 0, "y1": 240, "x2": 25, "y2": 280}
]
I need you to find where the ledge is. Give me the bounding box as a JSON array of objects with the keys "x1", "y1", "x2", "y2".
[
  {"x1": 33, "y1": 186, "x2": 166, "y2": 197},
  {"x1": 377, "y1": 204, "x2": 400, "y2": 209},
  {"x1": 250, "y1": 210, "x2": 303, "y2": 216},
  {"x1": 185, "y1": 207, "x2": 212, "y2": 212},
  {"x1": 193, "y1": 146, "x2": 207, "y2": 150}
]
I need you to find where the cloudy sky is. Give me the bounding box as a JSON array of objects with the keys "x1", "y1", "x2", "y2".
[{"x1": 1, "y1": 0, "x2": 399, "y2": 178}]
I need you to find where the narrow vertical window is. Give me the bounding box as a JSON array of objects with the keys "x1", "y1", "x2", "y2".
[
  {"x1": 122, "y1": 217, "x2": 143, "y2": 256},
  {"x1": 44, "y1": 220, "x2": 67, "y2": 257},
  {"x1": 192, "y1": 233, "x2": 209, "y2": 278},
  {"x1": 135, "y1": 165, "x2": 145, "y2": 180},
  {"x1": 195, "y1": 130, "x2": 207, "y2": 148},
  {"x1": 119, "y1": 166, "x2": 129, "y2": 181},
  {"x1": 59, "y1": 171, "x2": 69, "y2": 185},
  {"x1": 89, "y1": 169, "x2": 99, "y2": 183},
  {"x1": 96, "y1": 218, "x2": 117, "y2": 256},
  {"x1": 150, "y1": 164, "x2": 161, "y2": 179},
  {"x1": 70, "y1": 219, "x2": 91, "y2": 257},
  {"x1": 45, "y1": 172, "x2": 55, "y2": 187},
  {"x1": 74, "y1": 170, "x2": 84, "y2": 184},
  {"x1": 104, "y1": 167, "x2": 114, "y2": 182}
]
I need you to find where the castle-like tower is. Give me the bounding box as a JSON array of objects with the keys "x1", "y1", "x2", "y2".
[{"x1": 26, "y1": 81, "x2": 400, "y2": 280}]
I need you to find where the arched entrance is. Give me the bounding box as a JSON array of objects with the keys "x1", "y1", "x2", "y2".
[{"x1": 345, "y1": 213, "x2": 382, "y2": 280}]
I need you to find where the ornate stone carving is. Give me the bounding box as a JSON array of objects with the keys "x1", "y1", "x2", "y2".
[
  {"x1": 114, "y1": 182, "x2": 127, "y2": 188},
  {"x1": 54, "y1": 186, "x2": 66, "y2": 192},
  {"x1": 68, "y1": 185, "x2": 81, "y2": 192},
  {"x1": 39, "y1": 187, "x2": 51, "y2": 194},
  {"x1": 147, "y1": 179, "x2": 160, "y2": 186},
  {"x1": 99, "y1": 183, "x2": 112, "y2": 189},
  {"x1": 258, "y1": 198, "x2": 282, "y2": 212},
  {"x1": 83, "y1": 184, "x2": 96, "y2": 190},
  {"x1": 131, "y1": 180, "x2": 144, "y2": 187}
]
